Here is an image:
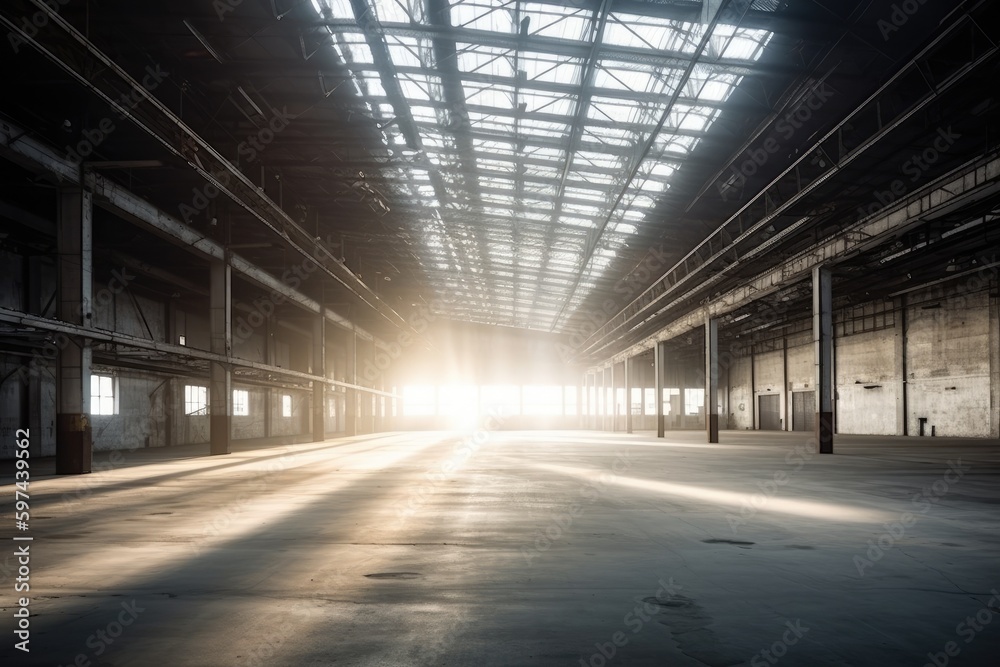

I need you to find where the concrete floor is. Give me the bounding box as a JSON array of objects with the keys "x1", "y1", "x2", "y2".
[{"x1": 3, "y1": 429, "x2": 1000, "y2": 666}]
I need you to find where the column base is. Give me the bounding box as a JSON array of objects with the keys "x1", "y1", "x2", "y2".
[
  {"x1": 210, "y1": 415, "x2": 231, "y2": 455},
  {"x1": 56, "y1": 413, "x2": 92, "y2": 474},
  {"x1": 707, "y1": 414, "x2": 719, "y2": 443},
  {"x1": 816, "y1": 412, "x2": 834, "y2": 454}
]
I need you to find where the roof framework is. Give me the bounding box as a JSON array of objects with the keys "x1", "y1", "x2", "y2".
[{"x1": 312, "y1": 0, "x2": 773, "y2": 330}]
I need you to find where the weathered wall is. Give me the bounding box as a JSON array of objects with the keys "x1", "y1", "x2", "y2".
[
  {"x1": 906, "y1": 287, "x2": 992, "y2": 437},
  {"x1": 727, "y1": 355, "x2": 753, "y2": 430},
  {"x1": 835, "y1": 329, "x2": 897, "y2": 435}
]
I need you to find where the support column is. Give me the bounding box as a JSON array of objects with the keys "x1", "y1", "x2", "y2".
[
  {"x1": 370, "y1": 339, "x2": 378, "y2": 433},
  {"x1": 312, "y1": 316, "x2": 326, "y2": 442},
  {"x1": 706, "y1": 317, "x2": 719, "y2": 443},
  {"x1": 600, "y1": 366, "x2": 608, "y2": 431},
  {"x1": 781, "y1": 337, "x2": 789, "y2": 431},
  {"x1": 596, "y1": 371, "x2": 603, "y2": 430},
  {"x1": 209, "y1": 258, "x2": 232, "y2": 455},
  {"x1": 610, "y1": 362, "x2": 618, "y2": 432},
  {"x1": 813, "y1": 266, "x2": 834, "y2": 454},
  {"x1": 264, "y1": 317, "x2": 275, "y2": 438},
  {"x1": 655, "y1": 341, "x2": 665, "y2": 438},
  {"x1": 990, "y1": 286, "x2": 999, "y2": 439},
  {"x1": 56, "y1": 189, "x2": 93, "y2": 474},
  {"x1": 345, "y1": 331, "x2": 357, "y2": 436},
  {"x1": 625, "y1": 356, "x2": 633, "y2": 434},
  {"x1": 894, "y1": 295, "x2": 908, "y2": 435}
]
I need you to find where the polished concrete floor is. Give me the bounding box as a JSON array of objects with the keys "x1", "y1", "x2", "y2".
[{"x1": 3, "y1": 429, "x2": 1000, "y2": 666}]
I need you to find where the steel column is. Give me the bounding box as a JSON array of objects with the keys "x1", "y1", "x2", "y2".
[
  {"x1": 209, "y1": 258, "x2": 232, "y2": 455},
  {"x1": 706, "y1": 317, "x2": 719, "y2": 443},
  {"x1": 813, "y1": 266, "x2": 834, "y2": 454},
  {"x1": 55, "y1": 189, "x2": 93, "y2": 474},
  {"x1": 312, "y1": 316, "x2": 326, "y2": 442}
]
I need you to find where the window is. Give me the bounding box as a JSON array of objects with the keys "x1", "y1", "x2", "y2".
[
  {"x1": 90, "y1": 374, "x2": 116, "y2": 415},
  {"x1": 522, "y1": 385, "x2": 563, "y2": 416},
  {"x1": 480, "y1": 384, "x2": 520, "y2": 417},
  {"x1": 402, "y1": 385, "x2": 435, "y2": 416},
  {"x1": 564, "y1": 385, "x2": 577, "y2": 416},
  {"x1": 685, "y1": 388, "x2": 705, "y2": 416},
  {"x1": 233, "y1": 389, "x2": 249, "y2": 416},
  {"x1": 281, "y1": 394, "x2": 292, "y2": 418},
  {"x1": 184, "y1": 385, "x2": 208, "y2": 415}
]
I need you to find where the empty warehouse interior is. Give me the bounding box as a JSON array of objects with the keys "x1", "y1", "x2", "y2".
[{"x1": 2, "y1": 0, "x2": 1000, "y2": 664}]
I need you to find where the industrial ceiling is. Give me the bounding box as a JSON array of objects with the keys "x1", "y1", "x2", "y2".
[{"x1": 1, "y1": 0, "x2": 998, "y2": 363}]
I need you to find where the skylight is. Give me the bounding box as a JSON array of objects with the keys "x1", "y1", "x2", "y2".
[{"x1": 309, "y1": 0, "x2": 774, "y2": 331}]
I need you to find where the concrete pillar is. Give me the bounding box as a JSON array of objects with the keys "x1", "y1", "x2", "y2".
[
  {"x1": 209, "y1": 258, "x2": 232, "y2": 455},
  {"x1": 624, "y1": 356, "x2": 633, "y2": 434},
  {"x1": 610, "y1": 362, "x2": 618, "y2": 432},
  {"x1": 345, "y1": 331, "x2": 357, "y2": 436},
  {"x1": 990, "y1": 287, "x2": 999, "y2": 439},
  {"x1": 750, "y1": 345, "x2": 757, "y2": 430},
  {"x1": 677, "y1": 358, "x2": 687, "y2": 430},
  {"x1": 312, "y1": 316, "x2": 326, "y2": 442},
  {"x1": 370, "y1": 339, "x2": 378, "y2": 433},
  {"x1": 600, "y1": 366, "x2": 608, "y2": 431},
  {"x1": 655, "y1": 341, "x2": 665, "y2": 438},
  {"x1": 813, "y1": 266, "x2": 834, "y2": 454},
  {"x1": 264, "y1": 317, "x2": 276, "y2": 438},
  {"x1": 706, "y1": 317, "x2": 719, "y2": 443},
  {"x1": 781, "y1": 337, "x2": 789, "y2": 431},
  {"x1": 894, "y1": 295, "x2": 908, "y2": 435},
  {"x1": 26, "y1": 256, "x2": 44, "y2": 455},
  {"x1": 56, "y1": 189, "x2": 93, "y2": 474}
]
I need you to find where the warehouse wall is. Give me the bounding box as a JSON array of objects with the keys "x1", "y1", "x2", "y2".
[
  {"x1": 712, "y1": 279, "x2": 999, "y2": 439},
  {"x1": 906, "y1": 286, "x2": 993, "y2": 437},
  {"x1": 0, "y1": 264, "x2": 347, "y2": 459}
]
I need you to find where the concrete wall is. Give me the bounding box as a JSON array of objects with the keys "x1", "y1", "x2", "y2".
[
  {"x1": 0, "y1": 265, "x2": 349, "y2": 459},
  {"x1": 727, "y1": 355, "x2": 753, "y2": 430},
  {"x1": 906, "y1": 287, "x2": 992, "y2": 437},
  {"x1": 707, "y1": 280, "x2": 999, "y2": 439},
  {"x1": 835, "y1": 329, "x2": 897, "y2": 435}
]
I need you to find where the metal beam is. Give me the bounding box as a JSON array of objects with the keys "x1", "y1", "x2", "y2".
[
  {"x1": 592, "y1": 151, "x2": 1000, "y2": 366},
  {"x1": 0, "y1": 118, "x2": 377, "y2": 343},
  {"x1": 0, "y1": 307, "x2": 397, "y2": 397},
  {"x1": 0, "y1": 0, "x2": 413, "y2": 334},
  {"x1": 813, "y1": 266, "x2": 833, "y2": 454}
]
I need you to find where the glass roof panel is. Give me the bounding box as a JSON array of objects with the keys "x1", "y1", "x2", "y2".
[
  {"x1": 520, "y1": 3, "x2": 593, "y2": 41},
  {"x1": 310, "y1": 0, "x2": 772, "y2": 330}
]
